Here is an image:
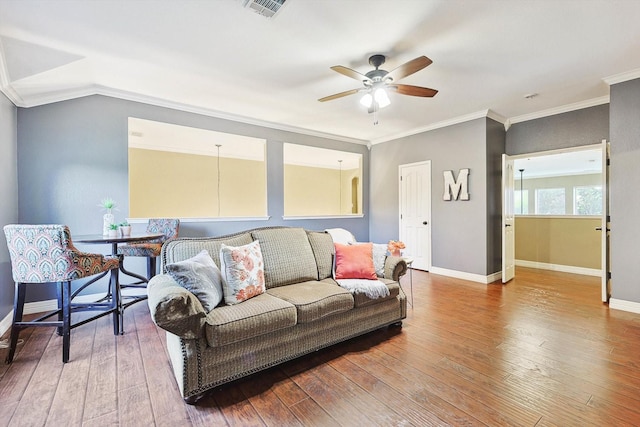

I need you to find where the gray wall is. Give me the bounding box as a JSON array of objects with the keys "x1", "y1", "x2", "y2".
[
  {"x1": 0, "y1": 93, "x2": 18, "y2": 319},
  {"x1": 506, "y1": 103, "x2": 609, "y2": 155},
  {"x1": 14, "y1": 95, "x2": 370, "y2": 309},
  {"x1": 610, "y1": 78, "x2": 640, "y2": 303},
  {"x1": 370, "y1": 117, "x2": 502, "y2": 276},
  {"x1": 9, "y1": 87, "x2": 640, "y2": 318}
]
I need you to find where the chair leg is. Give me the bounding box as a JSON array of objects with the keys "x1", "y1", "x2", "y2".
[
  {"x1": 5, "y1": 282, "x2": 26, "y2": 364},
  {"x1": 56, "y1": 282, "x2": 63, "y2": 336},
  {"x1": 61, "y1": 281, "x2": 71, "y2": 363},
  {"x1": 147, "y1": 256, "x2": 157, "y2": 280},
  {"x1": 110, "y1": 269, "x2": 120, "y2": 336}
]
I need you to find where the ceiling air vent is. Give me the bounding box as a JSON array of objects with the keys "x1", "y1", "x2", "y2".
[{"x1": 242, "y1": 0, "x2": 287, "y2": 19}]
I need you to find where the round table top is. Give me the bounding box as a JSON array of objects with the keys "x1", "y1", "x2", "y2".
[{"x1": 73, "y1": 233, "x2": 164, "y2": 244}]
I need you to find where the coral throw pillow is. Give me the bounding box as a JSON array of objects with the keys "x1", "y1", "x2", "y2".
[
  {"x1": 334, "y1": 242, "x2": 377, "y2": 280},
  {"x1": 219, "y1": 240, "x2": 266, "y2": 305}
]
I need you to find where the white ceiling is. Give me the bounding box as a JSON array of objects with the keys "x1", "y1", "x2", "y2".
[
  {"x1": 1, "y1": 0, "x2": 639, "y2": 145},
  {"x1": 514, "y1": 148, "x2": 602, "y2": 179}
]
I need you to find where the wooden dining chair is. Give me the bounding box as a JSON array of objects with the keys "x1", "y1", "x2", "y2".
[{"x1": 3, "y1": 224, "x2": 120, "y2": 363}]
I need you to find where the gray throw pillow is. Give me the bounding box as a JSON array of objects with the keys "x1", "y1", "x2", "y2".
[{"x1": 165, "y1": 249, "x2": 223, "y2": 312}]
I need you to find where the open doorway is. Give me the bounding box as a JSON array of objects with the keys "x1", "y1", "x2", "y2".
[{"x1": 503, "y1": 143, "x2": 609, "y2": 300}]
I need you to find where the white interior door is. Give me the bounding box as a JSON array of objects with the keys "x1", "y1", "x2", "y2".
[
  {"x1": 399, "y1": 161, "x2": 431, "y2": 271},
  {"x1": 601, "y1": 139, "x2": 611, "y2": 302},
  {"x1": 502, "y1": 154, "x2": 515, "y2": 283}
]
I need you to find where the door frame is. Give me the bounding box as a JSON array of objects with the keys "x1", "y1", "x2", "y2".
[
  {"x1": 503, "y1": 143, "x2": 608, "y2": 297},
  {"x1": 502, "y1": 154, "x2": 515, "y2": 283},
  {"x1": 399, "y1": 160, "x2": 432, "y2": 271},
  {"x1": 600, "y1": 139, "x2": 611, "y2": 302}
]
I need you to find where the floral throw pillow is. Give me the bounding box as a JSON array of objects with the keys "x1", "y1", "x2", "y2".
[{"x1": 219, "y1": 240, "x2": 266, "y2": 305}]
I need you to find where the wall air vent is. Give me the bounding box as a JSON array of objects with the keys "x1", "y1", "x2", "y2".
[{"x1": 242, "y1": 0, "x2": 287, "y2": 19}]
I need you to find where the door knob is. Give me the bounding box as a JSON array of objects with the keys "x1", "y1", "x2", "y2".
[{"x1": 422, "y1": 221, "x2": 428, "y2": 225}]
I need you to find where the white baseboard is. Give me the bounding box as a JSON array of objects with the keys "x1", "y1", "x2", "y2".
[
  {"x1": 609, "y1": 298, "x2": 640, "y2": 314},
  {"x1": 429, "y1": 266, "x2": 501, "y2": 284},
  {"x1": 516, "y1": 260, "x2": 601, "y2": 277}
]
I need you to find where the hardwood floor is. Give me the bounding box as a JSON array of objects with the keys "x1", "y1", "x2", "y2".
[{"x1": 1, "y1": 267, "x2": 640, "y2": 426}]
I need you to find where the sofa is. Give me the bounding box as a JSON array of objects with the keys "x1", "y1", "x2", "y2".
[{"x1": 147, "y1": 226, "x2": 408, "y2": 403}]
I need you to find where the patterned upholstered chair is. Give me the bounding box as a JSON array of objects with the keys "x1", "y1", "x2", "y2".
[
  {"x1": 3, "y1": 224, "x2": 120, "y2": 363},
  {"x1": 117, "y1": 218, "x2": 180, "y2": 280}
]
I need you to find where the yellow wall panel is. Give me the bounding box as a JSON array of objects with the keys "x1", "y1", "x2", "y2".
[
  {"x1": 129, "y1": 148, "x2": 266, "y2": 218},
  {"x1": 515, "y1": 216, "x2": 601, "y2": 269}
]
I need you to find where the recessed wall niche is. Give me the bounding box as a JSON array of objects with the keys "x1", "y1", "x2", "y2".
[
  {"x1": 128, "y1": 117, "x2": 266, "y2": 218},
  {"x1": 283, "y1": 143, "x2": 362, "y2": 217}
]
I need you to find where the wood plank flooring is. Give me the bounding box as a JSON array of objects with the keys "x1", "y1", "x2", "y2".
[{"x1": 1, "y1": 267, "x2": 640, "y2": 426}]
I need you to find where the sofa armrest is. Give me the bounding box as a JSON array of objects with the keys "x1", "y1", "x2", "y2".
[
  {"x1": 384, "y1": 256, "x2": 408, "y2": 282},
  {"x1": 147, "y1": 274, "x2": 207, "y2": 339}
]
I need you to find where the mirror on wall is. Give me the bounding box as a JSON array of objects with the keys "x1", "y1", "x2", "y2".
[
  {"x1": 128, "y1": 117, "x2": 267, "y2": 218},
  {"x1": 283, "y1": 143, "x2": 362, "y2": 217}
]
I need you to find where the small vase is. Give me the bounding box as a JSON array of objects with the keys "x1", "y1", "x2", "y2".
[
  {"x1": 103, "y1": 211, "x2": 114, "y2": 236},
  {"x1": 120, "y1": 225, "x2": 131, "y2": 237},
  {"x1": 108, "y1": 229, "x2": 118, "y2": 238}
]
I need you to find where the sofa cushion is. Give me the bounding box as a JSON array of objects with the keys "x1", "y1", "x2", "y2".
[
  {"x1": 251, "y1": 227, "x2": 318, "y2": 288},
  {"x1": 165, "y1": 249, "x2": 223, "y2": 312},
  {"x1": 267, "y1": 280, "x2": 353, "y2": 323},
  {"x1": 352, "y1": 279, "x2": 400, "y2": 308},
  {"x1": 219, "y1": 240, "x2": 266, "y2": 305},
  {"x1": 162, "y1": 233, "x2": 253, "y2": 271},
  {"x1": 307, "y1": 231, "x2": 334, "y2": 280},
  {"x1": 334, "y1": 242, "x2": 377, "y2": 280},
  {"x1": 204, "y1": 293, "x2": 297, "y2": 347}
]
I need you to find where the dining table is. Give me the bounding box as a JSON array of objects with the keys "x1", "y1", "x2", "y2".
[{"x1": 74, "y1": 232, "x2": 163, "y2": 334}]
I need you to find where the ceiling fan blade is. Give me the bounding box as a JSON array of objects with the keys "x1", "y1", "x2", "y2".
[
  {"x1": 389, "y1": 84, "x2": 438, "y2": 97},
  {"x1": 318, "y1": 88, "x2": 361, "y2": 102},
  {"x1": 385, "y1": 56, "x2": 432, "y2": 82},
  {"x1": 330, "y1": 65, "x2": 372, "y2": 83}
]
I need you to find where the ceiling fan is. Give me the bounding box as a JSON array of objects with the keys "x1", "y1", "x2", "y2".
[{"x1": 319, "y1": 54, "x2": 438, "y2": 116}]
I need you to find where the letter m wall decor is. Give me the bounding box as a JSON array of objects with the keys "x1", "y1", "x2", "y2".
[{"x1": 443, "y1": 168, "x2": 470, "y2": 201}]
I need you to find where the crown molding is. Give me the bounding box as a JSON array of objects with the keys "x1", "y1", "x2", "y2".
[
  {"x1": 369, "y1": 109, "x2": 501, "y2": 145},
  {"x1": 0, "y1": 84, "x2": 24, "y2": 107},
  {"x1": 0, "y1": 38, "x2": 25, "y2": 107},
  {"x1": 486, "y1": 109, "x2": 508, "y2": 125},
  {"x1": 506, "y1": 96, "x2": 610, "y2": 127},
  {"x1": 0, "y1": 79, "x2": 369, "y2": 146},
  {"x1": 603, "y1": 68, "x2": 640, "y2": 85},
  {"x1": 0, "y1": 69, "x2": 616, "y2": 146}
]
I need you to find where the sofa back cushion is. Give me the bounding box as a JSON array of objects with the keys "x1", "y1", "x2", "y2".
[
  {"x1": 251, "y1": 227, "x2": 318, "y2": 288},
  {"x1": 306, "y1": 231, "x2": 334, "y2": 280},
  {"x1": 162, "y1": 233, "x2": 253, "y2": 272}
]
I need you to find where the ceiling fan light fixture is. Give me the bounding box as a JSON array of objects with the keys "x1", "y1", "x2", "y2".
[
  {"x1": 360, "y1": 88, "x2": 390, "y2": 109},
  {"x1": 374, "y1": 88, "x2": 390, "y2": 108},
  {"x1": 359, "y1": 92, "x2": 373, "y2": 108},
  {"x1": 320, "y1": 54, "x2": 436, "y2": 113}
]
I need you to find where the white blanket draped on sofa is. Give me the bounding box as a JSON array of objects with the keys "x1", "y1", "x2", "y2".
[{"x1": 336, "y1": 279, "x2": 390, "y2": 299}]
